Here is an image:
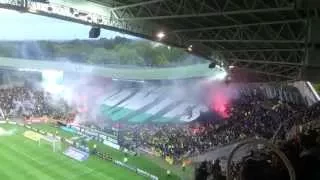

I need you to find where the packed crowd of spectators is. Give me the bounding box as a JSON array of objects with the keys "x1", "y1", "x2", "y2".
[
  {"x1": 0, "y1": 87, "x2": 69, "y2": 119},
  {"x1": 0, "y1": 85, "x2": 319, "y2": 172},
  {"x1": 118, "y1": 91, "x2": 320, "y2": 164}
]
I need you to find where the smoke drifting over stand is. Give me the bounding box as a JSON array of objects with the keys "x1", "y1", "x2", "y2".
[{"x1": 0, "y1": 36, "x2": 230, "y2": 126}]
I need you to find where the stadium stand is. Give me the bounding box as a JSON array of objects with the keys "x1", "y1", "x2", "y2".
[
  {"x1": 100, "y1": 89, "x2": 138, "y2": 121},
  {"x1": 119, "y1": 90, "x2": 161, "y2": 122},
  {"x1": 0, "y1": 75, "x2": 319, "y2": 180},
  {"x1": 96, "y1": 84, "x2": 202, "y2": 123},
  {"x1": 180, "y1": 105, "x2": 208, "y2": 122},
  {"x1": 111, "y1": 90, "x2": 155, "y2": 121},
  {"x1": 93, "y1": 81, "x2": 315, "y2": 125}
]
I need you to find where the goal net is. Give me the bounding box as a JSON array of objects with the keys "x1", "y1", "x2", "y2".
[{"x1": 38, "y1": 135, "x2": 61, "y2": 152}]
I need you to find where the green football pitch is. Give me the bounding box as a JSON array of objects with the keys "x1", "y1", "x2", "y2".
[{"x1": 0, "y1": 124, "x2": 181, "y2": 180}]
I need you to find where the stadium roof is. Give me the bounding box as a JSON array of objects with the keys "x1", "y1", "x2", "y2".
[
  {"x1": 0, "y1": 57, "x2": 222, "y2": 80},
  {"x1": 1, "y1": 0, "x2": 320, "y2": 82}
]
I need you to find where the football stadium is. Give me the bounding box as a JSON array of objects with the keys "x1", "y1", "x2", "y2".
[{"x1": 0, "y1": 1, "x2": 320, "y2": 180}]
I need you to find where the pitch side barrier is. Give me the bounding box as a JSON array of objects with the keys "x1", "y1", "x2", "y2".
[
  {"x1": 0, "y1": 121, "x2": 159, "y2": 180},
  {"x1": 63, "y1": 124, "x2": 120, "y2": 150},
  {"x1": 64, "y1": 125, "x2": 159, "y2": 180},
  {"x1": 60, "y1": 124, "x2": 158, "y2": 180}
]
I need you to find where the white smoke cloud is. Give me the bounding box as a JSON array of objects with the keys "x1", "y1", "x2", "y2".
[{"x1": 0, "y1": 127, "x2": 16, "y2": 136}]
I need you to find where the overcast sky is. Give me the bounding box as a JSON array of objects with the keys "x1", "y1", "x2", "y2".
[{"x1": 0, "y1": 9, "x2": 135, "y2": 40}]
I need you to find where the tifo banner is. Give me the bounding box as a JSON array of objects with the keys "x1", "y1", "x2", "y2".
[
  {"x1": 23, "y1": 130, "x2": 43, "y2": 141},
  {"x1": 63, "y1": 146, "x2": 89, "y2": 162}
]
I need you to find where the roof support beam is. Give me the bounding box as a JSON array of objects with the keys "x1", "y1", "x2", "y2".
[
  {"x1": 215, "y1": 48, "x2": 304, "y2": 52},
  {"x1": 228, "y1": 58, "x2": 303, "y2": 66},
  {"x1": 111, "y1": 0, "x2": 165, "y2": 10},
  {"x1": 173, "y1": 19, "x2": 306, "y2": 33},
  {"x1": 189, "y1": 40, "x2": 305, "y2": 43},
  {"x1": 234, "y1": 68, "x2": 295, "y2": 79},
  {"x1": 117, "y1": 7, "x2": 293, "y2": 21}
]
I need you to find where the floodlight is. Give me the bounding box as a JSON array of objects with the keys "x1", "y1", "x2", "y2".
[
  {"x1": 156, "y1": 31, "x2": 165, "y2": 40},
  {"x1": 208, "y1": 71, "x2": 228, "y2": 81}
]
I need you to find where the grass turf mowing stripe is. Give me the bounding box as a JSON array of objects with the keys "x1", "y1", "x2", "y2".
[
  {"x1": 0, "y1": 146, "x2": 55, "y2": 180},
  {"x1": 11, "y1": 144, "x2": 92, "y2": 180},
  {"x1": 87, "y1": 140, "x2": 175, "y2": 180},
  {"x1": 3, "y1": 137, "x2": 104, "y2": 180},
  {"x1": 15, "y1": 138, "x2": 142, "y2": 180},
  {"x1": 0, "y1": 139, "x2": 104, "y2": 180},
  {"x1": 0, "y1": 152, "x2": 39, "y2": 180},
  {"x1": 0, "y1": 142, "x2": 62, "y2": 180},
  {"x1": 0, "y1": 148, "x2": 37, "y2": 180},
  {"x1": 0, "y1": 169, "x2": 14, "y2": 180},
  {"x1": 10, "y1": 138, "x2": 93, "y2": 174},
  {"x1": 0, "y1": 125, "x2": 160, "y2": 180},
  {"x1": 7, "y1": 139, "x2": 83, "y2": 176},
  {"x1": 0, "y1": 127, "x2": 145, "y2": 180},
  {"x1": 83, "y1": 156, "x2": 145, "y2": 180}
]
